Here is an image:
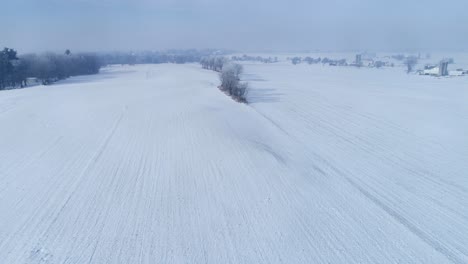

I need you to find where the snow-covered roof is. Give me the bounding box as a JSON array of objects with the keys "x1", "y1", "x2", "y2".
[{"x1": 423, "y1": 67, "x2": 439, "y2": 75}]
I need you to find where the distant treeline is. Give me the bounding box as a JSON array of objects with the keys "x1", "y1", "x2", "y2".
[
  {"x1": 231, "y1": 55, "x2": 278, "y2": 63},
  {"x1": 1, "y1": 48, "x2": 226, "y2": 90},
  {"x1": 99, "y1": 49, "x2": 221, "y2": 66},
  {"x1": 0, "y1": 47, "x2": 100, "y2": 89},
  {"x1": 290, "y1": 56, "x2": 346, "y2": 66}
]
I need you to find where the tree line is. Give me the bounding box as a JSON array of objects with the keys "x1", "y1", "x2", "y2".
[
  {"x1": 231, "y1": 55, "x2": 278, "y2": 63},
  {"x1": 100, "y1": 49, "x2": 220, "y2": 66},
  {"x1": 219, "y1": 63, "x2": 249, "y2": 103},
  {"x1": 0, "y1": 47, "x2": 100, "y2": 89},
  {"x1": 290, "y1": 56, "x2": 346, "y2": 66},
  {"x1": 1, "y1": 48, "x2": 228, "y2": 90},
  {"x1": 200, "y1": 57, "x2": 228, "y2": 72},
  {"x1": 200, "y1": 56, "x2": 249, "y2": 103}
]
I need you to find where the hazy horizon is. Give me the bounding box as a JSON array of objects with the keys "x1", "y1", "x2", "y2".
[{"x1": 3, "y1": 0, "x2": 468, "y2": 53}]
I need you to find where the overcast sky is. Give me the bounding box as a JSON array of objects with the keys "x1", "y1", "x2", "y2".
[{"x1": 3, "y1": 0, "x2": 468, "y2": 53}]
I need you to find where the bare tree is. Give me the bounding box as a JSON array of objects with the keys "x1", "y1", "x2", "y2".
[
  {"x1": 291, "y1": 57, "x2": 301, "y2": 65},
  {"x1": 219, "y1": 63, "x2": 248, "y2": 103},
  {"x1": 404, "y1": 56, "x2": 418, "y2": 73},
  {"x1": 214, "y1": 57, "x2": 227, "y2": 72},
  {"x1": 232, "y1": 63, "x2": 243, "y2": 76},
  {"x1": 219, "y1": 64, "x2": 238, "y2": 93}
]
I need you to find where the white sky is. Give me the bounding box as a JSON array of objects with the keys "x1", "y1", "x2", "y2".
[{"x1": 3, "y1": 0, "x2": 468, "y2": 53}]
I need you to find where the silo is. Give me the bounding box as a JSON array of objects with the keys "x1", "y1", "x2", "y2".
[{"x1": 439, "y1": 60, "x2": 449, "y2": 76}]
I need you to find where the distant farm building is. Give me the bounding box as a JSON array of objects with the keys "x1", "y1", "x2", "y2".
[
  {"x1": 420, "y1": 60, "x2": 466, "y2": 77},
  {"x1": 355, "y1": 54, "x2": 362, "y2": 66},
  {"x1": 449, "y1": 69, "x2": 466, "y2": 76},
  {"x1": 439, "y1": 60, "x2": 449, "y2": 76},
  {"x1": 422, "y1": 65, "x2": 439, "y2": 76},
  {"x1": 26, "y1": 77, "x2": 40, "y2": 86}
]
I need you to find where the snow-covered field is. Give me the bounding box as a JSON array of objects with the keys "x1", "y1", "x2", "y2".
[{"x1": 0, "y1": 63, "x2": 467, "y2": 263}]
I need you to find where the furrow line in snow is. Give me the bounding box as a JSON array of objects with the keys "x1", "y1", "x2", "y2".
[
  {"x1": 40, "y1": 109, "x2": 126, "y2": 238},
  {"x1": 343, "y1": 175, "x2": 465, "y2": 264}
]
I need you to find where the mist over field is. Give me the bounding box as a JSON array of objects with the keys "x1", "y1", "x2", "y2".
[{"x1": 1, "y1": 1, "x2": 468, "y2": 264}]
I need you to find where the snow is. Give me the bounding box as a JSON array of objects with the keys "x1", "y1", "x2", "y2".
[{"x1": 0, "y1": 62, "x2": 467, "y2": 263}]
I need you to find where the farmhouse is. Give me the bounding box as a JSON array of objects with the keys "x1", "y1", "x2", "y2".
[{"x1": 26, "y1": 77, "x2": 40, "y2": 86}]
